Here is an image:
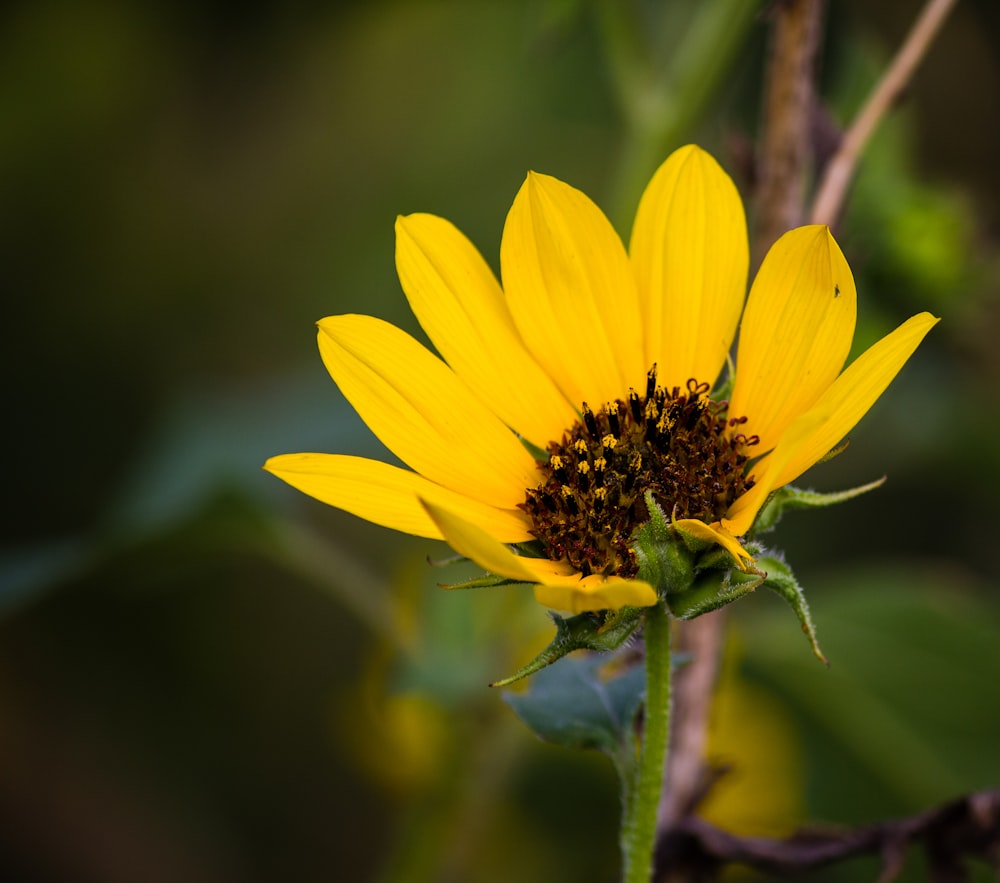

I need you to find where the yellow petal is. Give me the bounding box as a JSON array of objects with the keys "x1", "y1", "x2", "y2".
[
  {"x1": 730, "y1": 226, "x2": 857, "y2": 454},
  {"x1": 394, "y1": 213, "x2": 577, "y2": 448},
  {"x1": 501, "y1": 171, "x2": 646, "y2": 408},
  {"x1": 318, "y1": 314, "x2": 540, "y2": 509},
  {"x1": 629, "y1": 145, "x2": 749, "y2": 391},
  {"x1": 533, "y1": 575, "x2": 658, "y2": 614},
  {"x1": 421, "y1": 499, "x2": 576, "y2": 582},
  {"x1": 766, "y1": 311, "x2": 940, "y2": 490},
  {"x1": 724, "y1": 309, "x2": 936, "y2": 537},
  {"x1": 673, "y1": 518, "x2": 754, "y2": 566},
  {"x1": 721, "y1": 407, "x2": 830, "y2": 537},
  {"x1": 263, "y1": 453, "x2": 533, "y2": 542}
]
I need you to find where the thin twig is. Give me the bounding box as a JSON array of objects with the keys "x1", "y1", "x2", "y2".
[{"x1": 810, "y1": 0, "x2": 959, "y2": 227}]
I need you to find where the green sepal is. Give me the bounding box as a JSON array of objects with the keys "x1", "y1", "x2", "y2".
[
  {"x1": 664, "y1": 564, "x2": 766, "y2": 619},
  {"x1": 490, "y1": 606, "x2": 644, "y2": 688},
  {"x1": 518, "y1": 435, "x2": 550, "y2": 461},
  {"x1": 818, "y1": 438, "x2": 850, "y2": 464},
  {"x1": 503, "y1": 652, "x2": 645, "y2": 758},
  {"x1": 633, "y1": 498, "x2": 697, "y2": 598},
  {"x1": 634, "y1": 492, "x2": 756, "y2": 607},
  {"x1": 753, "y1": 477, "x2": 886, "y2": 534},
  {"x1": 755, "y1": 552, "x2": 827, "y2": 665},
  {"x1": 426, "y1": 551, "x2": 468, "y2": 568},
  {"x1": 712, "y1": 354, "x2": 736, "y2": 402},
  {"x1": 438, "y1": 572, "x2": 521, "y2": 590}
]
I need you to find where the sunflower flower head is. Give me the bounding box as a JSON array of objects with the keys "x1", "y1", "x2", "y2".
[
  {"x1": 520, "y1": 372, "x2": 758, "y2": 582},
  {"x1": 265, "y1": 145, "x2": 937, "y2": 652}
]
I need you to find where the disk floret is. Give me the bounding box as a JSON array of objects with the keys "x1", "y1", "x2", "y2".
[{"x1": 521, "y1": 368, "x2": 758, "y2": 579}]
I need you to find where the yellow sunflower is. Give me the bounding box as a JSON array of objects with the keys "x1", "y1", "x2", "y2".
[{"x1": 264, "y1": 145, "x2": 937, "y2": 615}]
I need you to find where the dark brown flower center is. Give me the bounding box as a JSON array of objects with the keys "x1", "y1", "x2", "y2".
[{"x1": 520, "y1": 367, "x2": 758, "y2": 579}]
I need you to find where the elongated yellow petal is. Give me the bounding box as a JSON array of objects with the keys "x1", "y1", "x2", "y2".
[
  {"x1": 629, "y1": 145, "x2": 749, "y2": 391},
  {"x1": 264, "y1": 453, "x2": 533, "y2": 542},
  {"x1": 318, "y1": 315, "x2": 540, "y2": 509},
  {"x1": 395, "y1": 213, "x2": 577, "y2": 448},
  {"x1": 730, "y1": 226, "x2": 856, "y2": 454},
  {"x1": 673, "y1": 518, "x2": 754, "y2": 566},
  {"x1": 421, "y1": 499, "x2": 576, "y2": 582},
  {"x1": 501, "y1": 171, "x2": 646, "y2": 408},
  {"x1": 766, "y1": 311, "x2": 940, "y2": 490},
  {"x1": 533, "y1": 575, "x2": 658, "y2": 614}
]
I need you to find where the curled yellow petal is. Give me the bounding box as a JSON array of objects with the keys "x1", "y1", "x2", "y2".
[
  {"x1": 630, "y1": 144, "x2": 749, "y2": 391},
  {"x1": 502, "y1": 171, "x2": 646, "y2": 408},
  {"x1": 673, "y1": 518, "x2": 754, "y2": 567},
  {"x1": 533, "y1": 575, "x2": 658, "y2": 614},
  {"x1": 395, "y1": 213, "x2": 577, "y2": 448},
  {"x1": 264, "y1": 453, "x2": 533, "y2": 542},
  {"x1": 421, "y1": 500, "x2": 655, "y2": 613},
  {"x1": 421, "y1": 499, "x2": 576, "y2": 584},
  {"x1": 731, "y1": 226, "x2": 856, "y2": 454}
]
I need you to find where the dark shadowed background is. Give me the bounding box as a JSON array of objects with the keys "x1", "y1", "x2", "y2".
[{"x1": 2, "y1": 1, "x2": 999, "y2": 881}]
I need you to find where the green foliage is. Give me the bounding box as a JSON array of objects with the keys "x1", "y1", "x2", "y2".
[
  {"x1": 738, "y1": 570, "x2": 1000, "y2": 819},
  {"x1": 504, "y1": 652, "x2": 645, "y2": 757},
  {"x1": 833, "y1": 41, "x2": 985, "y2": 334},
  {"x1": 4, "y1": 1, "x2": 997, "y2": 881}
]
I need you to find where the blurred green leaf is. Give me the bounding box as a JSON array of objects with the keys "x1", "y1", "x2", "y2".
[
  {"x1": 504, "y1": 653, "x2": 644, "y2": 756},
  {"x1": 834, "y1": 42, "x2": 983, "y2": 330},
  {"x1": 736, "y1": 567, "x2": 1000, "y2": 814}
]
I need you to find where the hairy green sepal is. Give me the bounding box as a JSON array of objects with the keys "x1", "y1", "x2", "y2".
[
  {"x1": 491, "y1": 605, "x2": 644, "y2": 687},
  {"x1": 753, "y1": 477, "x2": 886, "y2": 534}
]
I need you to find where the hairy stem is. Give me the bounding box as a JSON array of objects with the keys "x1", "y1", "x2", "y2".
[{"x1": 622, "y1": 601, "x2": 673, "y2": 883}]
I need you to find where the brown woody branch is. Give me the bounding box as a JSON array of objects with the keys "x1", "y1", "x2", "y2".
[
  {"x1": 753, "y1": 0, "x2": 825, "y2": 264},
  {"x1": 654, "y1": 789, "x2": 1000, "y2": 883}
]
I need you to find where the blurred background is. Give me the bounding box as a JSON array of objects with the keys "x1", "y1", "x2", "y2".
[{"x1": 2, "y1": 0, "x2": 999, "y2": 880}]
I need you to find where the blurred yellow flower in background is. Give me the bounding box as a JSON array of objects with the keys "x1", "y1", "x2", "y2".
[
  {"x1": 700, "y1": 646, "x2": 805, "y2": 839},
  {"x1": 265, "y1": 145, "x2": 937, "y2": 615}
]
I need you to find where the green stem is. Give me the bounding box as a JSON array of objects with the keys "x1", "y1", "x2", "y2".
[{"x1": 621, "y1": 600, "x2": 672, "y2": 883}]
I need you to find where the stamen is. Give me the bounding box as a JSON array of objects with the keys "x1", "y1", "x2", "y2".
[
  {"x1": 629, "y1": 389, "x2": 643, "y2": 423},
  {"x1": 607, "y1": 405, "x2": 621, "y2": 438}
]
